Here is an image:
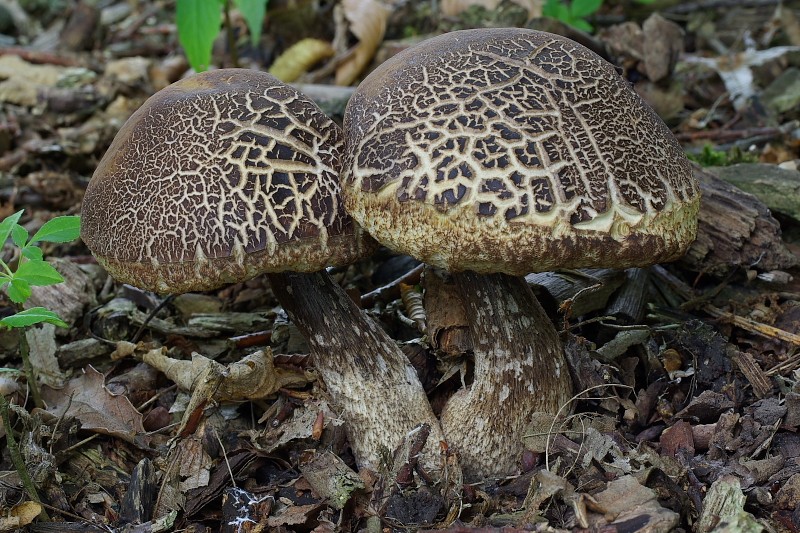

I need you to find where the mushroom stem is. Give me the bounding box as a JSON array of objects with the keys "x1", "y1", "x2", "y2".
[
  {"x1": 266, "y1": 271, "x2": 447, "y2": 477},
  {"x1": 441, "y1": 271, "x2": 573, "y2": 481}
]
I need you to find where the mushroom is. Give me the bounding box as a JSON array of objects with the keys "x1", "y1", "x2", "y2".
[
  {"x1": 81, "y1": 69, "x2": 448, "y2": 476},
  {"x1": 342, "y1": 29, "x2": 700, "y2": 480}
]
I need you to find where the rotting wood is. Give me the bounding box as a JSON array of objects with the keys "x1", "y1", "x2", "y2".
[{"x1": 680, "y1": 165, "x2": 798, "y2": 276}]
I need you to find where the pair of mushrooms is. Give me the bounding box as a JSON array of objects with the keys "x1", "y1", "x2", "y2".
[{"x1": 81, "y1": 28, "x2": 700, "y2": 482}]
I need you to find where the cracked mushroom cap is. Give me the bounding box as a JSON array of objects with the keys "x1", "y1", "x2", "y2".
[
  {"x1": 82, "y1": 69, "x2": 373, "y2": 293},
  {"x1": 343, "y1": 29, "x2": 700, "y2": 274}
]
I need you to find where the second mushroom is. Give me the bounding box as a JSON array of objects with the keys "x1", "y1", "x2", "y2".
[{"x1": 343, "y1": 28, "x2": 700, "y2": 481}]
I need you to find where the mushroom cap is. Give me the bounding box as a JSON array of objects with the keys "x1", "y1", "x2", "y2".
[
  {"x1": 342, "y1": 29, "x2": 700, "y2": 274},
  {"x1": 82, "y1": 69, "x2": 373, "y2": 293}
]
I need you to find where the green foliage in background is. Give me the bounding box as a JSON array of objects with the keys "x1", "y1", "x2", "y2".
[
  {"x1": 543, "y1": 0, "x2": 657, "y2": 32},
  {"x1": 0, "y1": 210, "x2": 81, "y2": 329},
  {"x1": 177, "y1": 0, "x2": 269, "y2": 72},
  {"x1": 688, "y1": 144, "x2": 759, "y2": 167},
  {"x1": 543, "y1": 0, "x2": 602, "y2": 32}
]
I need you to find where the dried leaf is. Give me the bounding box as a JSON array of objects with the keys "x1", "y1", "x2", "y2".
[
  {"x1": 41, "y1": 365, "x2": 150, "y2": 446},
  {"x1": 300, "y1": 450, "x2": 364, "y2": 510},
  {"x1": 269, "y1": 38, "x2": 335, "y2": 82},
  {"x1": 142, "y1": 347, "x2": 311, "y2": 402},
  {"x1": 587, "y1": 475, "x2": 680, "y2": 530},
  {"x1": 440, "y1": 0, "x2": 499, "y2": 16},
  {"x1": 267, "y1": 503, "x2": 324, "y2": 527},
  {"x1": 9, "y1": 501, "x2": 41, "y2": 527},
  {"x1": 25, "y1": 323, "x2": 65, "y2": 388},
  {"x1": 335, "y1": 0, "x2": 390, "y2": 86}
]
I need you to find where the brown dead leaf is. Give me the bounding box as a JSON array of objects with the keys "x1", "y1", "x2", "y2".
[
  {"x1": 142, "y1": 347, "x2": 311, "y2": 402},
  {"x1": 440, "y1": 0, "x2": 499, "y2": 16},
  {"x1": 25, "y1": 323, "x2": 64, "y2": 388},
  {"x1": 586, "y1": 475, "x2": 680, "y2": 531},
  {"x1": 41, "y1": 365, "x2": 150, "y2": 447},
  {"x1": 9, "y1": 501, "x2": 41, "y2": 528},
  {"x1": 269, "y1": 38, "x2": 335, "y2": 82},
  {"x1": 267, "y1": 503, "x2": 324, "y2": 528},
  {"x1": 300, "y1": 450, "x2": 364, "y2": 510},
  {"x1": 522, "y1": 469, "x2": 588, "y2": 528},
  {"x1": 252, "y1": 400, "x2": 338, "y2": 453},
  {"x1": 155, "y1": 434, "x2": 212, "y2": 517},
  {"x1": 335, "y1": 0, "x2": 390, "y2": 86}
]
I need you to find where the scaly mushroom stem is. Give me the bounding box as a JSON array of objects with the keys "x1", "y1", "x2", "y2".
[
  {"x1": 441, "y1": 271, "x2": 573, "y2": 481},
  {"x1": 267, "y1": 271, "x2": 447, "y2": 477}
]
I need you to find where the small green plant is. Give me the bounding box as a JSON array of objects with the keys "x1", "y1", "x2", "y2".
[
  {"x1": 543, "y1": 0, "x2": 657, "y2": 32},
  {"x1": 0, "y1": 210, "x2": 79, "y2": 521},
  {"x1": 542, "y1": 0, "x2": 602, "y2": 32},
  {"x1": 0, "y1": 210, "x2": 81, "y2": 329},
  {"x1": 688, "y1": 144, "x2": 759, "y2": 167},
  {"x1": 177, "y1": 0, "x2": 269, "y2": 72}
]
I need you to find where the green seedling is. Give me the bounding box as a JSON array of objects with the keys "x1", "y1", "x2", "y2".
[
  {"x1": 0, "y1": 210, "x2": 81, "y2": 329},
  {"x1": 177, "y1": 0, "x2": 269, "y2": 72},
  {"x1": 0, "y1": 209, "x2": 79, "y2": 522},
  {"x1": 543, "y1": 0, "x2": 658, "y2": 33},
  {"x1": 543, "y1": 0, "x2": 602, "y2": 32}
]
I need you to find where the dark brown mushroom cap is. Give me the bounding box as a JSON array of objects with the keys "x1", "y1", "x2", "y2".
[
  {"x1": 343, "y1": 29, "x2": 700, "y2": 274},
  {"x1": 82, "y1": 69, "x2": 373, "y2": 293}
]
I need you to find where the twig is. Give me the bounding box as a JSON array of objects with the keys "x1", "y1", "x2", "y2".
[
  {"x1": 0, "y1": 47, "x2": 82, "y2": 66},
  {"x1": 651, "y1": 265, "x2": 800, "y2": 347},
  {"x1": 360, "y1": 263, "x2": 424, "y2": 308},
  {"x1": 130, "y1": 295, "x2": 175, "y2": 343},
  {"x1": 19, "y1": 332, "x2": 43, "y2": 410},
  {"x1": 666, "y1": 0, "x2": 779, "y2": 14},
  {"x1": 675, "y1": 125, "x2": 788, "y2": 143}
]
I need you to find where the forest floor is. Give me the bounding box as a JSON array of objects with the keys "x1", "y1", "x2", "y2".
[{"x1": 1, "y1": 0, "x2": 800, "y2": 531}]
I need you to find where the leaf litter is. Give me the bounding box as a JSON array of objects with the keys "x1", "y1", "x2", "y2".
[{"x1": 0, "y1": 0, "x2": 800, "y2": 531}]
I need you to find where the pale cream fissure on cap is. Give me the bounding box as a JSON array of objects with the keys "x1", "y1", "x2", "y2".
[
  {"x1": 343, "y1": 28, "x2": 700, "y2": 274},
  {"x1": 82, "y1": 69, "x2": 372, "y2": 294}
]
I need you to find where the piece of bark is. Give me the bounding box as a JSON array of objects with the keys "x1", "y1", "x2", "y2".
[
  {"x1": 681, "y1": 165, "x2": 798, "y2": 276},
  {"x1": 526, "y1": 268, "x2": 626, "y2": 318},
  {"x1": 422, "y1": 268, "x2": 472, "y2": 358},
  {"x1": 606, "y1": 268, "x2": 650, "y2": 323},
  {"x1": 120, "y1": 458, "x2": 157, "y2": 524}
]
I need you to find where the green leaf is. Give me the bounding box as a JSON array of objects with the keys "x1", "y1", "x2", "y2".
[
  {"x1": 571, "y1": 17, "x2": 594, "y2": 32},
  {"x1": 0, "y1": 210, "x2": 23, "y2": 246},
  {"x1": 15, "y1": 260, "x2": 63, "y2": 287},
  {"x1": 235, "y1": 0, "x2": 268, "y2": 46},
  {"x1": 542, "y1": 0, "x2": 562, "y2": 17},
  {"x1": 10, "y1": 224, "x2": 28, "y2": 248},
  {"x1": 177, "y1": 0, "x2": 223, "y2": 72},
  {"x1": 29, "y1": 215, "x2": 81, "y2": 244},
  {"x1": 0, "y1": 307, "x2": 68, "y2": 329},
  {"x1": 21, "y1": 245, "x2": 43, "y2": 261},
  {"x1": 6, "y1": 278, "x2": 31, "y2": 304},
  {"x1": 570, "y1": 0, "x2": 602, "y2": 18}
]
